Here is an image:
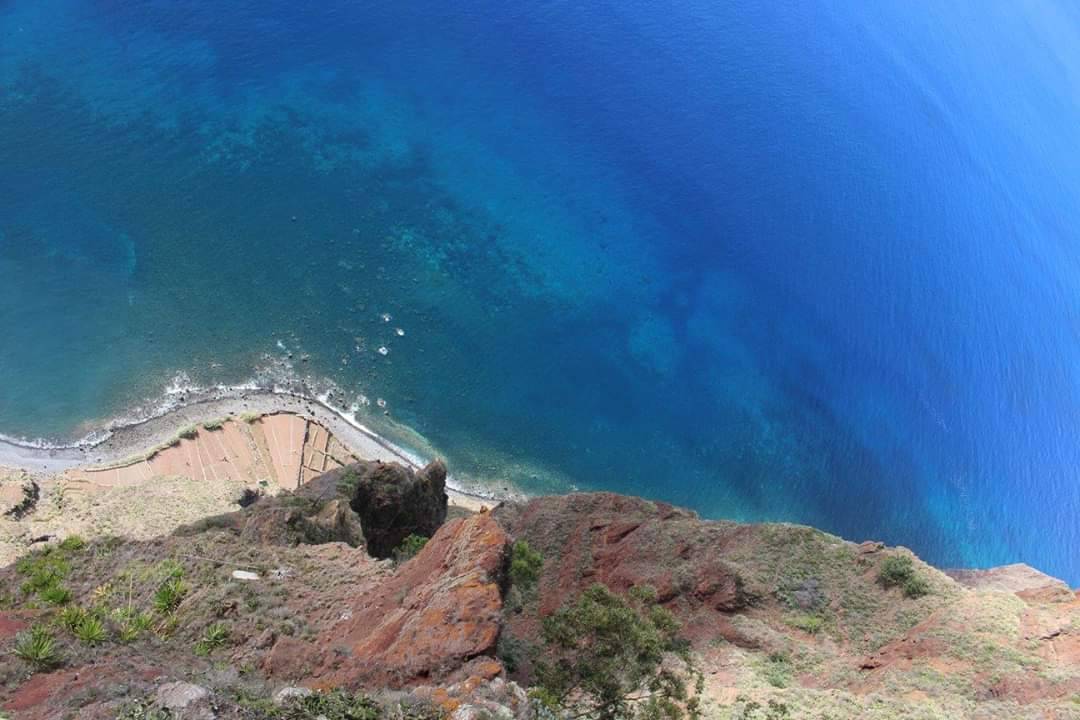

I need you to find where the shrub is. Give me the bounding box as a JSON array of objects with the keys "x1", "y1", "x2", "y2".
[
  {"x1": 280, "y1": 690, "x2": 380, "y2": 720},
  {"x1": 59, "y1": 606, "x2": 90, "y2": 632},
  {"x1": 114, "y1": 609, "x2": 154, "y2": 643},
  {"x1": 58, "y1": 535, "x2": 87, "y2": 552},
  {"x1": 12, "y1": 625, "x2": 61, "y2": 670},
  {"x1": 153, "y1": 577, "x2": 188, "y2": 614},
  {"x1": 878, "y1": 555, "x2": 915, "y2": 587},
  {"x1": 534, "y1": 583, "x2": 702, "y2": 720},
  {"x1": 74, "y1": 614, "x2": 107, "y2": 646},
  {"x1": 392, "y1": 534, "x2": 429, "y2": 564},
  {"x1": 879, "y1": 554, "x2": 931, "y2": 598},
  {"x1": 40, "y1": 585, "x2": 72, "y2": 606},
  {"x1": 786, "y1": 613, "x2": 824, "y2": 635},
  {"x1": 115, "y1": 699, "x2": 172, "y2": 720},
  {"x1": 202, "y1": 419, "x2": 224, "y2": 431},
  {"x1": 902, "y1": 574, "x2": 931, "y2": 599},
  {"x1": 509, "y1": 540, "x2": 543, "y2": 590},
  {"x1": 177, "y1": 425, "x2": 199, "y2": 440},
  {"x1": 761, "y1": 652, "x2": 792, "y2": 689},
  {"x1": 195, "y1": 623, "x2": 230, "y2": 656}
]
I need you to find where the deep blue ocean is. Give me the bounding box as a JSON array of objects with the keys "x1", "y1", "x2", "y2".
[{"x1": 1, "y1": 0, "x2": 1079, "y2": 583}]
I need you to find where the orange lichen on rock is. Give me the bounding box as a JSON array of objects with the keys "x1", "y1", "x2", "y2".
[{"x1": 268, "y1": 512, "x2": 508, "y2": 688}]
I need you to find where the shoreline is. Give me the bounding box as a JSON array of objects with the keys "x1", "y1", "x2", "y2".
[{"x1": 0, "y1": 387, "x2": 506, "y2": 505}]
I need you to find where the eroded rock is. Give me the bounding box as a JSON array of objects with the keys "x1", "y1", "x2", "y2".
[
  {"x1": 345, "y1": 459, "x2": 449, "y2": 558},
  {"x1": 268, "y1": 511, "x2": 507, "y2": 687}
]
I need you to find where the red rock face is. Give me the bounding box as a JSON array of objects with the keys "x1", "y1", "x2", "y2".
[
  {"x1": 495, "y1": 493, "x2": 754, "y2": 648},
  {"x1": 0, "y1": 611, "x2": 29, "y2": 642},
  {"x1": 268, "y1": 512, "x2": 508, "y2": 688}
]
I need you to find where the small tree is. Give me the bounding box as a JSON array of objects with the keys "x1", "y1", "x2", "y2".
[{"x1": 534, "y1": 584, "x2": 702, "y2": 720}]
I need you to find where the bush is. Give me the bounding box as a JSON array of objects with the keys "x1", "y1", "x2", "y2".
[
  {"x1": 392, "y1": 534, "x2": 429, "y2": 564},
  {"x1": 177, "y1": 425, "x2": 199, "y2": 440},
  {"x1": 534, "y1": 583, "x2": 702, "y2": 720},
  {"x1": 59, "y1": 606, "x2": 91, "y2": 632},
  {"x1": 509, "y1": 540, "x2": 543, "y2": 590},
  {"x1": 114, "y1": 608, "x2": 154, "y2": 643},
  {"x1": 58, "y1": 535, "x2": 87, "y2": 552},
  {"x1": 40, "y1": 585, "x2": 72, "y2": 606},
  {"x1": 786, "y1": 614, "x2": 824, "y2": 635},
  {"x1": 902, "y1": 574, "x2": 931, "y2": 599},
  {"x1": 202, "y1": 419, "x2": 224, "y2": 431},
  {"x1": 16, "y1": 547, "x2": 73, "y2": 604},
  {"x1": 12, "y1": 625, "x2": 61, "y2": 670},
  {"x1": 280, "y1": 690, "x2": 380, "y2": 720},
  {"x1": 195, "y1": 623, "x2": 230, "y2": 656},
  {"x1": 153, "y1": 577, "x2": 188, "y2": 614},
  {"x1": 878, "y1": 555, "x2": 915, "y2": 587},
  {"x1": 761, "y1": 652, "x2": 792, "y2": 689},
  {"x1": 879, "y1": 554, "x2": 931, "y2": 598},
  {"x1": 74, "y1": 615, "x2": 107, "y2": 646}
]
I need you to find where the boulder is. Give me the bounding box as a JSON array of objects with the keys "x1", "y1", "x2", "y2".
[
  {"x1": 155, "y1": 681, "x2": 210, "y2": 711},
  {"x1": 344, "y1": 459, "x2": 449, "y2": 558}
]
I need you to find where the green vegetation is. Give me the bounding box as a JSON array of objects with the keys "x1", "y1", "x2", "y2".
[
  {"x1": 195, "y1": 623, "x2": 230, "y2": 656},
  {"x1": 509, "y1": 539, "x2": 543, "y2": 590},
  {"x1": 878, "y1": 555, "x2": 931, "y2": 599},
  {"x1": 337, "y1": 468, "x2": 362, "y2": 497},
  {"x1": 11, "y1": 625, "x2": 61, "y2": 671},
  {"x1": 732, "y1": 697, "x2": 791, "y2": 720},
  {"x1": 280, "y1": 691, "x2": 381, "y2": 720},
  {"x1": 177, "y1": 425, "x2": 199, "y2": 440},
  {"x1": 15, "y1": 540, "x2": 84, "y2": 605},
  {"x1": 115, "y1": 608, "x2": 155, "y2": 643},
  {"x1": 59, "y1": 535, "x2": 87, "y2": 552},
  {"x1": 760, "y1": 652, "x2": 792, "y2": 689},
  {"x1": 392, "y1": 534, "x2": 429, "y2": 564},
  {"x1": 115, "y1": 699, "x2": 172, "y2": 720},
  {"x1": 533, "y1": 583, "x2": 702, "y2": 720},
  {"x1": 40, "y1": 584, "x2": 73, "y2": 605},
  {"x1": 153, "y1": 576, "x2": 188, "y2": 614},
  {"x1": 202, "y1": 418, "x2": 224, "y2": 431},
  {"x1": 785, "y1": 613, "x2": 824, "y2": 635},
  {"x1": 58, "y1": 605, "x2": 91, "y2": 632},
  {"x1": 73, "y1": 614, "x2": 107, "y2": 646}
]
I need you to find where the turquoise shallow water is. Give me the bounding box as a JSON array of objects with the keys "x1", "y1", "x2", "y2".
[{"x1": 1, "y1": 0, "x2": 1079, "y2": 582}]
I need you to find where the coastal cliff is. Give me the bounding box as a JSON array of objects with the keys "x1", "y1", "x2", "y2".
[{"x1": 1, "y1": 414, "x2": 1077, "y2": 720}]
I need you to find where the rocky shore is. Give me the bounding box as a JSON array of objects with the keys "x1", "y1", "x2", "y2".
[{"x1": 1, "y1": 416, "x2": 1077, "y2": 719}]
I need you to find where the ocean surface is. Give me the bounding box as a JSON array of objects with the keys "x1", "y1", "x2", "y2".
[{"x1": 1, "y1": 1, "x2": 1079, "y2": 583}]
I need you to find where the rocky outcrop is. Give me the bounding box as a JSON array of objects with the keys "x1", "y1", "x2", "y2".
[
  {"x1": 345, "y1": 459, "x2": 449, "y2": 559},
  {"x1": 945, "y1": 563, "x2": 1074, "y2": 602},
  {"x1": 267, "y1": 511, "x2": 508, "y2": 688},
  {"x1": 495, "y1": 492, "x2": 752, "y2": 613}
]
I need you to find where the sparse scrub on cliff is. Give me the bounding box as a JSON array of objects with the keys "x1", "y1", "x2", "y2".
[
  {"x1": 194, "y1": 622, "x2": 230, "y2": 656},
  {"x1": 731, "y1": 697, "x2": 791, "y2": 720},
  {"x1": 759, "y1": 651, "x2": 793, "y2": 689},
  {"x1": 178, "y1": 425, "x2": 199, "y2": 440},
  {"x1": 11, "y1": 625, "x2": 61, "y2": 671},
  {"x1": 202, "y1": 418, "x2": 224, "y2": 431},
  {"x1": 532, "y1": 583, "x2": 703, "y2": 720},
  {"x1": 392, "y1": 534, "x2": 429, "y2": 564},
  {"x1": 58, "y1": 605, "x2": 90, "y2": 632},
  {"x1": 16, "y1": 543, "x2": 78, "y2": 605},
  {"x1": 73, "y1": 614, "x2": 107, "y2": 646},
  {"x1": 784, "y1": 613, "x2": 824, "y2": 635},
  {"x1": 878, "y1": 555, "x2": 931, "y2": 598},
  {"x1": 509, "y1": 539, "x2": 543, "y2": 589},
  {"x1": 153, "y1": 576, "x2": 189, "y2": 614}
]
